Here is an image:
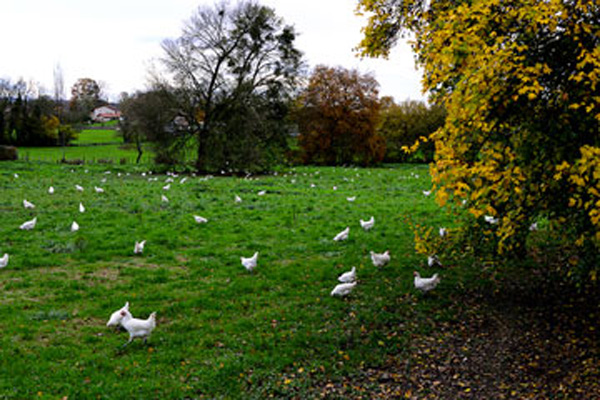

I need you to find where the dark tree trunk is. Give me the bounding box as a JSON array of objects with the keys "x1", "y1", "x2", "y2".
[
  {"x1": 196, "y1": 127, "x2": 208, "y2": 173},
  {"x1": 135, "y1": 140, "x2": 143, "y2": 164}
]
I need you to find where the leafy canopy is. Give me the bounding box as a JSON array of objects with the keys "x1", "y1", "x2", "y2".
[
  {"x1": 69, "y1": 78, "x2": 103, "y2": 119},
  {"x1": 296, "y1": 65, "x2": 385, "y2": 166},
  {"x1": 357, "y1": 0, "x2": 600, "y2": 273},
  {"x1": 160, "y1": 0, "x2": 303, "y2": 172},
  {"x1": 377, "y1": 98, "x2": 445, "y2": 163}
]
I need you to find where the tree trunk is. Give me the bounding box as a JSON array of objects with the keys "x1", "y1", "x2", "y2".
[
  {"x1": 135, "y1": 139, "x2": 143, "y2": 164},
  {"x1": 196, "y1": 128, "x2": 207, "y2": 173}
]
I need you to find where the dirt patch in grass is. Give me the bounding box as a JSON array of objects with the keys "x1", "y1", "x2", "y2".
[
  {"x1": 274, "y1": 258, "x2": 297, "y2": 267},
  {"x1": 91, "y1": 267, "x2": 121, "y2": 281},
  {"x1": 0, "y1": 276, "x2": 24, "y2": 290},
  {"x1": 125, "y1": 259, "x2": 165, "y2": 269},
  {"x1": 310, "y1": 273, "x2": 600, "y2": 399},
  {"x1": 175, "y1": 254, "x2": 189, "y2": 263}
]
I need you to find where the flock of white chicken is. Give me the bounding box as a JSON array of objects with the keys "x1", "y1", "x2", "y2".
[
  {"x1": 329, "y1": 214, "x2": 440, "y2": 297},
  {"x1": 4, "y1": 168, "x2": 444, "y2": 346}
]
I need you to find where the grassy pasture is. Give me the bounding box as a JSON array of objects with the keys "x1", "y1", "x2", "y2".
[
  {"x1": 0, "y1": 161, "x2": 453, "y2": 398},
  {"x1": 18, "y1": 144, "x2": 151, "y2": 165},
  {"x1": 17, "y1": 123, "x2": 149, "y2": 164},
  {"x1": 72, "y1": 128, "x2": 121, "y2": 145}
]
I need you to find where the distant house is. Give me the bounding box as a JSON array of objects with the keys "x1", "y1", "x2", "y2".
[
  {"x1": 164, "y1": 115, "x2": 192, "y2": 134},
  {"x1": 90, "y1": 105, "x2": 121, "y2": 122}
]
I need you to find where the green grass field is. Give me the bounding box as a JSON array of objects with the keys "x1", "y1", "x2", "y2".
[
  {"x1": 1, "y1": 159, "x2": 598, "y2": 398},
  {"x1": 17, "y1": 123, "x2": 151, "y2": 165},
  {"x1": 72, "y1": 128, "x2": 121, "y2": 145},
  {"x1": 0, "y1": 161, "x2": 456, "y2": 398},
  {"x1": 18, "y1": 144, "x2": 151, "y2": 164}
]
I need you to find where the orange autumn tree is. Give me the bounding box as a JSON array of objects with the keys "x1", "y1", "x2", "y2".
[
  {"x1": 357, "y1": 1, "x2": 600, "y2": 275},
  {"x1": 297, "y1": 65, "x2": 385, "y2": 166}
]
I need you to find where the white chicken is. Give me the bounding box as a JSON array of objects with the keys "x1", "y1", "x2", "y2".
[
  {"x1": 20, "y1": 217, "x2": 37, "y2": 230},
  {"x1": 106, "y1": 302, "x2": 130, "y2": 328},
  {"x1": 23, "y1": 199, "x2": 35, "y2": 209},
  {"x1": 48, "y1": 186, "x2": 55, "y2": 194},
  {"x1": 347, "y1": 196, "x2": 356, "y2": 202},
  {"x1": 0, "y1": 253, "x2": 8, "y2": 268},
  {"x1": 241, "y1": 251, "x2": 258, "y2": 272},
  {"x1": 257, "y1": 190, "x2": 266, "y2": 196},
  {"x1": 338, "y1": 266, "x2": 356, "y2": 283},
  {"x1": 333, "y1": 227, "x2": 350, "y2": 242},
  {"x1": 94, "y1": 186, "x2": 104, "y2": 193},
  {"x1": 423, "y1": 190, "x2": 431, "y2": 197},
  {"x1": 484, "y1": 215, "x2": 498, "y2": 224},
  {"x1": 235, "y1": 195, "x2": 242, "y2": 203},
  {"x1": 370, "y1": 250, "x2": 390, "y2": 267},
  {"x1": 529, "y1": 222, "x2": 538, "y2": 231},
  {"x1": 79, "y1": 202, "x2": 85, "y2": 213},
  {"x1": 75, "y1": 184, "x2": 84, "y2": 192},
  {"x1": 163, "y1": 184, "x2": 171, "y2": 191},
  {"x1": 331, "y1": 282, "x2": 357, "y2": 297},
  {"x1": 439, "y1": 227, "x2": 447, "y2": 237},
  {"x1": 161, "y1": 194, "x2": 169, "y2": 203},
  {"x1": 134, "y1": 240, "x2": 146, "y2": 254},
  {"x1": 360, "y1": 216, "x2": 375, "y2": 231},
  {"x1": 414, "y1": 271, "x2": 441, "y2": 293},
  {"x1": 427, "y1": 254, "x2": 442, "y2": 268},
  {"x1": 113, "y1": 308, "x2": 157, "y2": 346},
  {"x1": 71, "y1": 221, "x2": 80, "y2": 232},
  {"x1": 193, "y1": 215, "x2": 208, "y2": 224}
]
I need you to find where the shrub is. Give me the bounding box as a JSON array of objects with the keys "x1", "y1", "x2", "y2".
[
  {"x1": 377, "y1": 98, "x2": 445, "y2": 163},
  {"x1": 0, "y1": 145, "x2": 18, "y2": 161},
  {"x1": 61, "y1": 159, "x2": 84, "y2": 165},
  {"x1": 358, "y1": 1, "x2": 600, "y2": 278}
]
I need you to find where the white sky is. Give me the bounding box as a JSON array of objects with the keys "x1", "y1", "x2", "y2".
[{"x1": 2, "y1": 0, "x2": 425, "y2": 102}]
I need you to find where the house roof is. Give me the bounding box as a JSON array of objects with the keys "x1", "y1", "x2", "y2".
[{"x1": 93, "y1": 105, "x2": 120, "y2": 112}]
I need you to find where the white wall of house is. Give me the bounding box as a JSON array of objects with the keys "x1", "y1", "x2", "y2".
[{"x1": 91, "y1": 106, "x2": 121, "y2": 122}]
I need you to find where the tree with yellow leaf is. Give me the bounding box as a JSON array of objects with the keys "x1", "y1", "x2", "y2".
[{"x1": 357, "y1": 1, "x2": 600, "y2": 275}]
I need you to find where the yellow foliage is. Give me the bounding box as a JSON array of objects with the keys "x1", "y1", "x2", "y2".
[
  {"x1": 41, "y1": 115, "x2": 60, "y2": 140},
  {"x1": 357, "y1": 0, "x2": 600, "y2": 265}
]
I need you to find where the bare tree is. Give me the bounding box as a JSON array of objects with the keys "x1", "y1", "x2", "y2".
[
  {"x1": 53, "y1": 64, "x2": 64, "y2": 105},
  {"x1": 53, "y1": 64, "x2": 66, "y2": 146},
  {"x1": 160, "y1": 0, "x2": 303, "y2": 172}
]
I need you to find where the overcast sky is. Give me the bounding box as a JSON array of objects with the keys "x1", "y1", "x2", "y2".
[{"x1": 2, "y1": 0, "x2": 425, "y2": 102}]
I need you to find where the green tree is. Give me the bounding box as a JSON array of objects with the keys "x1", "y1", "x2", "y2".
[
  {"x1": 9, "y1": 94, "x2": 25, "y2": 145},
  {"x1": 119, "y1": 87, "x2": 179, "y2": 165},
  {"x1": 0, "y1": 79, "x2": 74, "y2": 147},
  {"x1": 357, "y1": 1, "x2": 600, "y2": 274},
  {"x1": 69, "y1": 78, "x2": 103, "y2": 122},
  {"x1": 377, "y1": 98, "x2": 445, "y2": 163},
  {"x1": 0, "y1": 79, "x2": 12, "y2": 144},
  {"x1": 160, "y1": 0, "x2": 303, "y2": 172},
  {"x1": 296, "y1": 65, "x2": 385, "y2": 166}
]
